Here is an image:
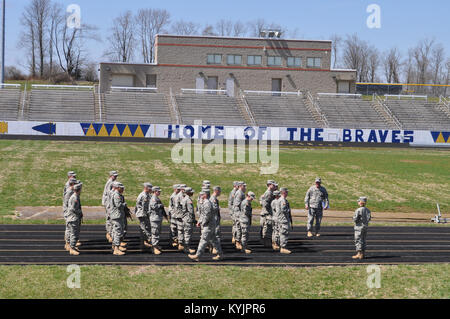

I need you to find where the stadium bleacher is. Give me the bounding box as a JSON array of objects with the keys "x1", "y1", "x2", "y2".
[
  {"x1": 104, "y1": 91, "x2": 172, "y2": 124},
  {"x1": 385, "y1": 98, "x2": 450, "y2": 130},
  {"x1": 175, "y1": 93, "x2": 247, "y2": 126},
  {"x1": 316, "y1": 94, "x2": 390, "y2": 129},
  {"x1": 28, "y1": 89, "x2": 95, "y2": 122},
  {"x1": 0, "y1": 87, "x2": 21, "y2": 120},
  {"x1": 245, "y1": 94, "x2": 319, "y2": 127}
]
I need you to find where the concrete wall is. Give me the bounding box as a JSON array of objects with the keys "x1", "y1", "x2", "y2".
[{"x1": 99, "y1": 35, "x2": 356, "y2": 95}]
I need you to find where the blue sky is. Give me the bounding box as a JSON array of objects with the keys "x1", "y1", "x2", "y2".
[{"x1": 4, "y1": 0, "x2": 450, "y2": 70}]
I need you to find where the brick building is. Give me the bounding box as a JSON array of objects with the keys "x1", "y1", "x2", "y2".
[{"x1": 99, "y1": 34, "x2": 356, "y2": 95}]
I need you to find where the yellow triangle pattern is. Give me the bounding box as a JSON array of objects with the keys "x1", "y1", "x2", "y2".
[
  {"x1": 97, "y1": 125, "x2": 109, "y2": 137},
  {"x1": 110, "y1": 125, "x2": 121, "y2": 137},
  {"x1": 122, "y1": 125, "x2": 133, "y2": 137},
  {"x1": 82, "y1": 124, "x2": 149, "y2": 138},
  {"x1": 0, "y1": 122, "x2": 7, "y2": 134},
  {"x1": 86, "y1": 124, "x2": 96, "y2": 137},
  {"x1": 134, "y1": 126, "x2": 145, "y2": 138},
  {"x1": 436, "y1": 133, "x2": 446, "y2": 143}
]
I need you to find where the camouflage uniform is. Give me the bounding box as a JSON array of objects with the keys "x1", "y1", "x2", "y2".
[
  {"x1": 135, "y1": 190, "x2": 152, "y2": 242},
  {"x1": 239, "y1": 197, "x2": 253, "y2": 249},
  {"x1": 180, "y1": 193, "x2": 195, "y2": 249},
  {"x1": 149, "y1": 192, "x2": 165, "y2": 248},
  {"x1": 63, "y1": 185, "x2": 75, "y2": 243},
  {"x1": 110, "y1": 189, "x2": 126, "y2": 247},
  {"x1": 195, "y1": 197, "x2": 222, "y2": 257},
  {"x1": 173, "y1": 190, "x2": 185, "y2": 245},
  {"x1": 232, "y1": 188, "x2": 246, "y2": 242},
  {"x1": 304, "y1": 185, "x2": 329, "y2": 233},
  {"x1": 278, "y1": 196, "x2": 292, "y2": 249},
  {"x1": 228, "y1": 186, "x2": 238, "y2": 239},
  {"x1": 271, "y1": 195, "x2": 281, "y2": 246},
  {"x1": 168, "y1": 187, "x2": 179, "y2": 243},
  {"x1": 260, "y1": 188, "x2": 274, "y2": 241},
  {"x1": 210, "y1": 194, "x2": 222, "y2": 247},
  {"x1": 102, "y1": 177, "x2": 115, "y2": 236},
  {"x1": 66, "y1": 191, "x2": 83, "y2": 248},
  {"x1": 353, "y1": 206, "x2": 371, "y2": 252}
]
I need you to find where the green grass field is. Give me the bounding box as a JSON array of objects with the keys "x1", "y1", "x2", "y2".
[
  {"x1": 0, "y1": 140, "x2": 449, "y2": 218},
  {"x1": 0, "y1": 264, "x2": 448, "y2": 299}
]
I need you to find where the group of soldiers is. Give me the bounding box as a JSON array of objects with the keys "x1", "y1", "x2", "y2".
[{"x1": 62, "y1": 171, "x2": 372, "y2": 260}]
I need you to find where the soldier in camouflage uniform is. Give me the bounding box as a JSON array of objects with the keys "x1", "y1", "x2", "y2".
[
  {"x1": 353, "y1": 197, "x2": 371, "y2": 260},
  {"x1": 197, "y1": 180, "x2": 211, "y2": 213},
  {"x1": 304, "y1": 177, "x2": 329, "y2": 238},
  {"x1": 260, "y1": 180, "x2": 277, "y2": 247},
  {"x1": 149, "y1": 186, "x2": 168, "y2": 255},
  {"x1": 278, "y1": 188, "x2": 293, "y2": 254},
  {"x1": 232, "y1": 182, "x2": 246, "y2": 250},
  {"x1": 239, "y1": 192, "x2": 256, "y2": 254},
  {"x1": 66, "y1": 183, "x2": 83, "y2": 256},
  {"x1": 189, "y1": 190, "x2": 223, "y2": 262},
  {"x1": 135, "y1": 183, "x2": 153, "y2": 249},
  {"x1": 63, "y1": 171, "x2": 77, "y2": 200},
  {"x1": 168, "y1": 185, "x2": 180, "y2": 247},
  {"x1": 173, "y1": 184, "x2": 187, "y2": 251},
  {"x1": 179, "y1": 187, "x2": 196, "y2": 254},
  {"x1": 271, "y1": 190, "x2": 281, "y2": 251},
  {"x1": 102, "y1": 171, "x2": 118, "y2": 243},
  {"x1": 63, "y1": 177, "x2": 78, "y2": 251},
  {"x1": 209, "y1": 186, "x2": 223, "y2": 255},
  {"x1": 228, "y1": 181, "x2": 239, "y2": 244},
  {"x1": 110, "y1": 182, "x2": 128, "y2": 256}
]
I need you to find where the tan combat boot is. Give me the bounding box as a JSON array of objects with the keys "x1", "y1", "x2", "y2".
[
  {"x1": 120, "y1": 242, "x2": 128, "y2": 248},
  {"x1": 69, "y1": 247, "x2": 80, "y2": 256},
  {"x1": 188, "y1": 254, "x2": 200, "y2": 262},
  {"x1": 272, "y1": 242, "x2": 280, "y2": 251},
  {"x1": 235, "y1": 242, "x2": 243, "y2": 250},
  {"x1": 212, "y1": 248, "x2": 218, "y2": 255},
  {"x1": 143, "y1": 241, "x2": 152, "y2": 248},
  {"x1": 106, "y1": 233, "x2": 112, "y2": 243},
  {"x1": 113, "y1": 246, "x2": 125, "y2": 256},
  {"x1": 243, "y1": 248, "x2": 252, "y2": 254},
  {"x1": 352, "y1": 251, "x2": 362, "y2": 259},
  {"x1": 153, "y1": 246, "x2": 162, "y2": 255},
  {"x1": 280, "y1": 248, "x2": 292, "y2": 255},
  {"x1": 307, "y1": 231, "x2": 314, "y2": 238},
  {"x1": 178, "y1": 244, "x2": 185, "y2": 251},
  {"x1": 187, "y1": 248, "x2": 196, "y2": 254},
  {"x1": 315, "y1": 233, "x2": 321, "y2": 237},
  {"x1": 64, "y1": 243, "x2": 70, "y2": 251},
  {"x1": 76, "y1": 241, "x2": 82, "y2": 247},
  {"x1": 212, "y1": 255, "x2": 223, "y2": 261},
  {"x1": 231, "y1": 237, "x2": 236, "y2": 244},
  {"x1": 360, "y1": 251, "x2": 365, "y2": 259},
  {"x1": 172, "y1": 239, "x2": 178, "y2": 248},
  {"x1": 118, "y1": 245, "x2": 127, "y2": 252}
]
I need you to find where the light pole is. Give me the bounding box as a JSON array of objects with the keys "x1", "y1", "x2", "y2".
[{"x1": 1, "y1": 0, "x2": 5, "y2": 85}]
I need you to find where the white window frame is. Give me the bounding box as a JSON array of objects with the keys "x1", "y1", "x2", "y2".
[
  {"x1": 247, "y1": 55, "x2": 262, "y2": 66},
  {"x1": 287, "y1": 57, "x2": 302, "y2": 67},
  {"x1": 307, "y1": 57, "x2": 321, "y2": 68},
  {"x1": 268, "y1": 56, "x2": 282, "y2": 66},
  {"x1": 207, "y1": 54, "x2": 222, "y2": 65},
  {"x1": 227, "y1": 54, "x2": 242, "y2": 65}
]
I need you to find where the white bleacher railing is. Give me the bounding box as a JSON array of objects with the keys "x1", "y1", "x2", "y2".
[
  {"x1": 238, "y1": 90, "x2": 256, "y2": 126},
  {"x1": 374, "y1": 94, "x2": 402, "y2": 129},
  {"x1": 111, "y1": 86, "x2": 157, "y2": 92},
  {"x1": 243, "y1": 90, "x2": 302, "y2": 97},
  {"x1": 169, "y1": 88, "x2": 181, "y2": 124},
  {"x1": 317, "y1": 93, "x2": 362, "y2": 98},
  {"x1": 0, "y1": 83, "x2": 21, "y2": 89},
  {"x1": 32, "y1": 84, "x2": 94, "y2": 90},
  {"x1": 306, "y1": 91, "x2": 329, "y2": 128},
  {"x1": 385, "y1": 94, "x2": 428, "y2": 101},
  {"x1": 439, "y1": 95, "x2": 450, "y2": 114},
  {"x1": 181, "y1": 88, "x2": 227, "y2": 95}
]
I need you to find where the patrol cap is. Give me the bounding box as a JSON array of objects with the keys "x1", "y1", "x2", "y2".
[
  {"x1": 213, "y1": 186, "x2": 221, "y2": 192},
  {"x1": 184, "y1": 187, "x2": 194, "y2": 194},
  {"x1": 143, "y1": 183, "x2": 153, "y2": 189},
  {"x1": 74, "y1": 183, "x2": 83, "y2": 191},
  {"x1": 203, "y1": 189, "x2": 211, "y2": 194},
  {"x1": 67, "y1": 171, "x2": 76, "y2": 177},
  {"x1": 267, "y1": 180, "x2": 276, "y2": 185},
  {"x1": 315, "y1": 177, "x2": 322, "y2": 183},
  {"x1": 199, "y1": 191, "x2": 205, "y2": 196},
  {"x1": 178, "y1": 184, "x2": 187, "y2": 190},
  {"x1": 247, "y1": 191, "x2": 256, "y2": 199},
  {"x1": 173, "y1": 184, "x2": 180, "y2": 189},
  {"x1": 201, "y1": 187, "x2": 210, "y2": 192},
  {"x1": 152, "y1": 186, "x2": 161, "y2": 192},
  {"x1": 202, "y1": 180, "x2": 211, "y2": 185},
  {"x1": 358, "y1": 197, "x2": 367, "y2": 203},
  {"x1": 117, "y1": 183, "x2": 125, "y2": 189},
  {"x1": 69, "y1": 178, "x2": 77, "y2": 185},
  {"x1": 280, "y1": 187, "x2": 289, "y2": 192},
  {"x1": 109, "y1": 171, "x2": 119, "y2": 176},
  {"x1": 273, "y1": 191, "x2": 281, "y2": 197}
]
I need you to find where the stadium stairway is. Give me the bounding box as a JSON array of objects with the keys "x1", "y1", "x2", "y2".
[
  {"x1": 385, "y1": 99, "x2": 450, "y2": 131},
  {"x1": 104, "y1": 91, "x2": 172, "y2": 124},
  {"x1": 0, "y1": 88, "x2": 22, "y2": 121},
  {"x1": 175, "y1": 94, "x2": 248, "y2": 126},
  {"x1": 244, "y1": 94, "x2": 320, "y2": 128},
  {"x1": 28, "y1": 89, "x2": 96, "y2": 122},
  {"x1": 316, "y1": 95, "x2": 390, "y2": 129}
]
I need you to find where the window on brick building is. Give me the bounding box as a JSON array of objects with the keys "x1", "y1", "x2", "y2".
[
  {"x1": 287, "y1": 57, "x2": 302, "y2": 67},
  {"x1": 307, "y1": 57, "x2": 321, "y2": 68},
  {"x1": 268, "y1": 56, "x2": 282, "y2": 66},
  {"x1": 207, "y1": 54, "x2": 222, "y2": 64},
  {"x1": 227, "y1": 55, "x2": 242, "y2": 65},
  {"x1": 247, "y1": 55, "x2": 262, "y2": 65}
]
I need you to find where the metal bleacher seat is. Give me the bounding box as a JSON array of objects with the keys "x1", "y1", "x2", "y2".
[
  {"x1": 245, "y1": 93, "x2": 319, "y2": 127},
  {"x1": 28, "y1": 88, "x2": 95, "y2": 122},
  {"x1": 104, "y1": 91, "x2": 172, "y2": 124},
  {"x1": 175, "y1": 93, "x2": 247, "y2": 126},
  {"x1": 385, "y1": 99, "x2": 450, "y2": 130},
  {"x1": 0, "y1": 86, "x2": 21, "y2": 120},
  {"x1": 317, "y1": 95, "x2": 388, "y2": 129}
]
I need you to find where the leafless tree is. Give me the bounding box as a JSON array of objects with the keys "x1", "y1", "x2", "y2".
[
  {"x1": 383, "y1": 47, "x2": 402, "y2": 83},
  {"x1": 202, "y1": 24, "x2": 217, "y2": 36},
  {"x1": 216, "y1": 19, "x2": 233, "y2": 36},
  {"x1": 18, "y1": 12, "x2": 37, "y2": 77},
  {"x1": 330, "y1": 34, "x2": 342, "y2": 69},
  {"x1": 105, "y1": 11, "x2": 136, "y2": 62},
  {"x1": 135, "y1": 8, "x2": 171, "y2": 63},
  {"x1": 48, "y1": 2, "x2": 63, "y2": 77},
  {"x1": 233, "y1": 21, "x2": 248, "y2": 37},
  {"x1": 368, "y1": 47, "x2": 380, "y2": 82},
  {"x1": 411, "y1": 38, "x2": 435, "y2": 84},
  {"x1": 171, "y1": 20, "x2": 200, "y2": 35},
  {"x1": 248, "y1": 18, "x2": 267, "y2": 37},
  {"x1": 342, "y1": 34, "x2": 371, "y2": 82}
]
